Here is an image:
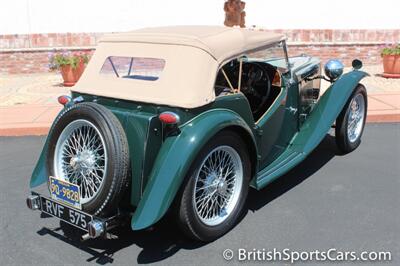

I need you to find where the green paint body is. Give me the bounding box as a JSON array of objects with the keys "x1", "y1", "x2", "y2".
[{"x1": 29, "y1": 57, "x2": 368, "y2": 231}]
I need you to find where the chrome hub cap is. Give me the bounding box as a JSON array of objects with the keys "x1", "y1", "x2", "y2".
[
  {"x1": 54, "y1": 119, "x2": 107, "y2": 204},
  {"x1": 70, "y1": 150, "x2": 96, "y2": 172},
  {"x1": 193, "y1": 146, "x2": 243, "y2": 226},
  {"x1": 347, "y1": 94, "x2": 365, "y2": 143}
]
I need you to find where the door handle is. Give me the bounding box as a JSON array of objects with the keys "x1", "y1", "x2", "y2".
[{"x1": 285, "y1": 106, "x2": 297, "y2": 115}]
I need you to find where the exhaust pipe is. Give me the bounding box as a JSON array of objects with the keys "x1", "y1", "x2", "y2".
[{"x1": 81, "y1": 233, "x2": 91, "y2": 241}]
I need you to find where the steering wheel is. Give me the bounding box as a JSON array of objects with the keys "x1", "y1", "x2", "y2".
[{"x1": 233, "y1": 63, "x2": 271, "y2": 116}]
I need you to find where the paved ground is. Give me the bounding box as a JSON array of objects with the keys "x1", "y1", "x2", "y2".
[
  {"x1": 0, "y1": 73, "x2": 68, "y2": 106},
  {"x1": 0, "y1": 73, "x2": 66, "y2": 135},
  {"x1": 0, "y1": 123, "x2": 399, "y2": 265},
  {"x1": 0, "y1": 65, "x2": 399, "y2": 136}
]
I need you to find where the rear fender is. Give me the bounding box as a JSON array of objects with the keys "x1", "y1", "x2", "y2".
[
  {"x1": 131, "y1": 109, "x2": 257, "y2": 230},
  {"x1": 30, "y1": 139, "x2": 51, "y2": 188},
  {"x1": 29, "y1": 107, "x2": 70, "y2": 188}
]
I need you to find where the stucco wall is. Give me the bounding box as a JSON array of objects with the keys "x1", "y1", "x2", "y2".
[
  {"x1": 1, "y1": 1, "x2": 399, "y2": 74},
  {"x1": 1, "y1": 29, "x2": 398, "y2": 74}
]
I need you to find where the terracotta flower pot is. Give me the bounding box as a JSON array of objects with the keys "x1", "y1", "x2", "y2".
[
  {"x1": 382, "y1": 55, "x2": 400, "y2": 78},
  {"x1": 60, "y1": 61, "x2": 85, "y2": 87}
]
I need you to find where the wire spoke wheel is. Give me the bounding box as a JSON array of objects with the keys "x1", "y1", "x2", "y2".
[
  {"x1": 193, "y1": 146, "x2": 243, "y2": 226},
  {"x1": 347, "y1": 94, "x2": 365, "y2": 143},
  {"x1": 335, "y1": 85, "x2": 367, "y2": 154},
  {"x1": 54, "y1": 119, "x2": 107, "y2": 204}
]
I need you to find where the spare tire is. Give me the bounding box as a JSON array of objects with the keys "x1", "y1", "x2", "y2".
[{"x1": 46, "y1": 102, "x2": 130, "y2": 217}]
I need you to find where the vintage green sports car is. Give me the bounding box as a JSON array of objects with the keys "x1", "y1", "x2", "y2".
[{"x1": 27, "y1": 26, "x2": 368, "y2": 242}]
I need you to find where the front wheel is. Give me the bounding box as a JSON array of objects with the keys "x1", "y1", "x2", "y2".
[
  {"x1": 335, "y1": 84, "x2": 368, "y2": 153},
  {"x1": 177, "y1": 131, "x2": 251, "y2": 242}
]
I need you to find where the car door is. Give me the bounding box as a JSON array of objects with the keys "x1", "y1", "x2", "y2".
[{"x1": 251, "y1": 42, "x2": 299, "y2": 168}]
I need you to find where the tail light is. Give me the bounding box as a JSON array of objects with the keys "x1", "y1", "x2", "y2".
[
  {"x1": 58, "y1": 95, "x2": 71, "y2": 106},
  {"x1": 159, "y1": 112, "x2": 181, "y2": 138},
  {"x1": 159, "y1": 112, "x2": 180, "y2": 125}
]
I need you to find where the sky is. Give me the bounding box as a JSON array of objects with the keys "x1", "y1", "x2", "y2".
[{"x1": 1, "y1": 0, "x2": 399, "y2": 34}]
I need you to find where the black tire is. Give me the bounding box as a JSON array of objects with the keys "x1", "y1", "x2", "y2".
[
  {"x1": 335, "y1": 84, "x2": 368, "y2": 154},
  {"x1": 177, "y1": 131, "x2": 251, "y2": 242},
  {"x1": 47, "y1": 102, "x2": 130, "y2": 217}
]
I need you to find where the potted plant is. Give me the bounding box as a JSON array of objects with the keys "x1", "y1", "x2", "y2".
[
  {"x1": 49, "y1": 52, "x2": 90, "y2": 86},
  {"x1": 381, "y1": 44, "x2": 400, "y2": 78}
]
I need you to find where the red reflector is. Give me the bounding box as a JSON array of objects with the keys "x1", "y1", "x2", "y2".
[
  {"x1": 58, "y1": 95, "x2": 70, "y2": 105},
  {"x1": 159, "y1": 112, "x2": 179, "y2": 124}
]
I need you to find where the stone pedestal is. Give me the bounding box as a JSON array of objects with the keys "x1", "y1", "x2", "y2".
[{"x1": 224, "y1": 0, "x2": 246, "y2": 28}]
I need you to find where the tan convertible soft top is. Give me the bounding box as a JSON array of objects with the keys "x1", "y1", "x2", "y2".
[{"x1": 73, "y1": 26, "x2": 285, "y2": 108}]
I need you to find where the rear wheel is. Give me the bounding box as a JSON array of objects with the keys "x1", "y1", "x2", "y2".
[
  {"x1": 47, "y1": 102, "x2": 130, "y2": 217},
  {"x1": 335, "y1": 85, "x2": 367, "y2": 153},
  {"x1": 177, "y1": 131, "x2": 250, "y2": 242}
]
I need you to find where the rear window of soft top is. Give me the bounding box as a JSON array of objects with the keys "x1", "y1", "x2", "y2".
[{"x1": 100, "y1": 56, "x2": 165, "y2": 81}]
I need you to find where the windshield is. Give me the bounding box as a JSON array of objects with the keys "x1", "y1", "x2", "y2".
[{"x1": 245, "y1": 41, "x2": 289, "y2": 72}]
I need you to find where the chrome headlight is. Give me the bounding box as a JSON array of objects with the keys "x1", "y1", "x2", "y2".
[{"x1": 324, "y1": 59, "x2": 344, "y2": 81}]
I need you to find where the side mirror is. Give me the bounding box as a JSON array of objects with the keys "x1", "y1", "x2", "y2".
[{"x1": 352, "y1": 59, "x2": 363, "y2": 70}]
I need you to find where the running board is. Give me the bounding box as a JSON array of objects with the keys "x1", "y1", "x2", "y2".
[{"x1": 254, "y1": 149, "x2": 305, "y2": 190}]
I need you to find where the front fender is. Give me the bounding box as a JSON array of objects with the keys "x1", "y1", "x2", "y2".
[
  {"x1": 292, "y1": 70, "x2": 369, "y2": 153},
  {"x1": 131, "y1": 109, "x2": 256, "y2": 230}
]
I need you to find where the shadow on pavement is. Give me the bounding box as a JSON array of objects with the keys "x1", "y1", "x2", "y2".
[
  {"x1": 247, "y1": 134, "x2": 339, "y2": 212},
  {"x1": 36, "y1": 134, "x2": 339, "y2": 264},
  {"x1": 37, "y1": 218, "x2": 205, "y2": 265}
]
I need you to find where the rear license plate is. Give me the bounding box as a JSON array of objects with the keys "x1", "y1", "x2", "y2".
[
  {"x1": 49, "y1": 176, "x2": 81, "y2": 209},
  {"x1": 40, "y1": 196, "x2": 92, "y2": 231}
]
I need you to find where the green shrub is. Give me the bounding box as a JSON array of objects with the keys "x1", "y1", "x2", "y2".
[
  {"x1": 49, "y1": 52, "x2": 90, "y2": 70},
  {"x1": 381, "y1": 44, "x2": 400, "y2": 56}
]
